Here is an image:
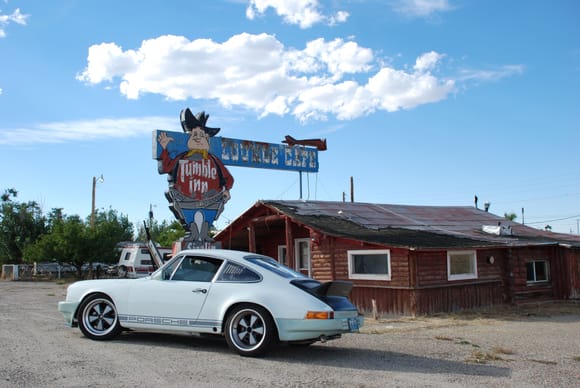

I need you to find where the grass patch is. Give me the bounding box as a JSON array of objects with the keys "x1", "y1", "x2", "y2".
[
  {"x1": 491, "y1": 346, "x2": 514, "y2": 355},
  {"x1": 465, "y1": 350, "x2": 506, "y2": 364},
  {"x1": 573, "y1": 356, "x2": 580, "y2": 362},
  {"x1": 434, "y1": 336, "x2": 484, "y2": 348},
  {"x1": 526, "y1": 358, "x2": 557, "y2": 365},
  {"x1": 465, "y1": 347, "x2": 515, "y2": 364},
  {"x1": 456, "y1": 338, "x2": 480, "y2": 348},
  {"x1": 434, "y1": 335, "x2": 453, "y2": 341}
]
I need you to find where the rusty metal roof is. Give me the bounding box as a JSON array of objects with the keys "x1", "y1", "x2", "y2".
[{"x1": 259, "y1": 200, "x2": 580, "y2": 249}]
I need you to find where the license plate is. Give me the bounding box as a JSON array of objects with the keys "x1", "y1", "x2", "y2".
[{"x1": 347, "y1": 317, "x2": 360, "y2": 331}]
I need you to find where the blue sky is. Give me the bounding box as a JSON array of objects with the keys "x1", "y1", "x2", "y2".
[{"x1": 1, "y1": 0, "x2": 579, "y2": 235}]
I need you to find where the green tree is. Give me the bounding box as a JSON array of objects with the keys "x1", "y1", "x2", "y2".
[
  {"x1": 504, "y1": 212, "x2": 517, "y2": 221},
  {"x1": 24, "y1": 215, "x2": 87, "y2": 273},
  {"x1": 88, "y1": 208, "x2": 134, "y2": 263},
  {"x1": 24, "y1": 208, "x2": 134, "y2": 278},
  {"x1": 0, "y1": 188, "x2": 47, "y2": 264},
  {"x1": 136, "y1": 218, "x2": 185, "y2": 248}
]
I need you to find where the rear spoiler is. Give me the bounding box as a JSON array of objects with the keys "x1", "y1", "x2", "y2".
[
  {"x1": 291, "y1": 279, "x2": 353, "y2": 297},
  {"x1": 144, "y1": 221, "x2": 164, "y2": 270},
  {"x1": 314, "y1": 280, "x2": 353, "y2": 297}
]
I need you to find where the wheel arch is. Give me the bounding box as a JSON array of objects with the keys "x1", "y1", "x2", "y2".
[
  {"x1": 75, "y1": 291, "x2": 116, "y2": 322},
  {"x1": 221, "y1": 302, "x2": 279, "y2": 341}
]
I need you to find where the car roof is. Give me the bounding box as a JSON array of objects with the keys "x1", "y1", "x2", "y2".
[
  {"x1": 174, "y1": 249, "x2": 293, "y2": 279},
  {"x1": 177, "y1": 249, "x2": 258, "y2": 259},
  {"x1": 175, "y1": 249, "x2": 271, "y2": 268}
]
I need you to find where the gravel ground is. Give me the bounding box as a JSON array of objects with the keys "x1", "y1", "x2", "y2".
[{"x1": 0, "y1": 281, "x2": 579, "y2": 387}]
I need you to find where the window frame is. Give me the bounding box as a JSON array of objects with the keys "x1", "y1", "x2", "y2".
[
  {"x1": 447, "y1": 250, "x2": 478, "y2": 281},
  {"x1": 347, "y1": 249, "x2": 391, "y2": 281},
  {"x1": 277, "y1": 245, "x2": 287, "y2": 266},
  {"x1": 294, "y1": 238, "x2": 311, "y2": 277},
  {"x1": 526, "y1": 259, "x2": 550, "y2": 284}
]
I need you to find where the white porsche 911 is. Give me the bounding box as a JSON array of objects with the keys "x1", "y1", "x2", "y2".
[{"x1": 58, "y1": 249, "x2": 364, "y2": 357}]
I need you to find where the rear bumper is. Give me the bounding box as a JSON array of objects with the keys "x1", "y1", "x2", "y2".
[{"x1": 275, "y1": 315, "x2": 364, "y2": 342}]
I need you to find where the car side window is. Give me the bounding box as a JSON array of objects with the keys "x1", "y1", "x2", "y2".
[
  {"x1": 171, "y1": 256, "x2": 222, "y2": 282},
  {"x1": 217, "y1": 262, "x2": 261, "y2": 282},
  {"x1": 161, "y1": 257, "x2": 181, "y2": 280}
]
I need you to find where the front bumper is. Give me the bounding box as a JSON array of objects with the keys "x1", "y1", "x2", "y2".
[
  {"x1": 275, "y1": 315, "x2": 364, "y2": 342},
  {"x1": 57, "y1": 301, "x2": 79, "y2": 327}
]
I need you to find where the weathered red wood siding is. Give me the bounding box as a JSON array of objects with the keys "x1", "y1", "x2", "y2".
[
  {"x1": 215, "y1": 207, "x2": 580, "y2": 316},
  {"x1": 409, "y1": 249, "x2": 505, "y2": 315},
  {"x1": 508, "y1": 246, "x2": 560, "y2": 302},
  {"x1": 253, "y1": 223, "x2": 285, "y2": 258},
  {"x1": 569, "y1": 248, "x2": 580, "y2": 299}
]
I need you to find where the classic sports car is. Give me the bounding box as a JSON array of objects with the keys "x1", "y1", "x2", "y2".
[{"x1": 58, "y1": 249, "x2": 364, "y2": 356}]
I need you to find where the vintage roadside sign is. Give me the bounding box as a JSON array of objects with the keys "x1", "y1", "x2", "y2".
[
  {"x1": 154, "y1": 134, "x2": 319, "y2": 173},
  {"x1": 153, "y1": 108, "x2": 321, "y2": 248}
]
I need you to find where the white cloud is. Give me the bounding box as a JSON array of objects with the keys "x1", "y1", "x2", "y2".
[
  {"x1": 246, "y1": 0, "x2": 349, "y2": 28},
  {"x1": 0, "y1": 7, "x2": 29, "y2": 38},
  {"x1": 77, "y1": 33, "x2": 523, "y2": 123},
  {"x1": 457, "y1": 65, "x2": 525, "y2": 82},
  {"x1": 0, "y1": 116, "x2": 175, "y2": 145},
  {"x1": 414, "y1": 51, "x2": 444, "y2": 73},
  {"x1": 392, "y1": 0, "x2": 454, "y2": 17}
]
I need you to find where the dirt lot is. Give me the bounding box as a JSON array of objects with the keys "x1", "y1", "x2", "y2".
[{"x1": 0, "y1": 281, "x2": 579, "y2": 387}]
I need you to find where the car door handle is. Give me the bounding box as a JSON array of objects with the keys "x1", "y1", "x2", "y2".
[{"x1": 192, "y1": 288, "x2": 207, "y2": 294}]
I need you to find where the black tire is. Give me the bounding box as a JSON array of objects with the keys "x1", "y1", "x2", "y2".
[
  {"x1": 77, "y1": 293, "x2": 121, "y2": 340},
  {"x1": 224, "y1": 304, "x2": 276, "y2": 357}
]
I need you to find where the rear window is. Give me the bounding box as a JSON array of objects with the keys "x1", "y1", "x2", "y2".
[{"x1": 245, "y1": 256, "x2": 306, "y2": 279}]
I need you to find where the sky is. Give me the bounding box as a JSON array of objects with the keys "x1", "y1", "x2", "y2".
[{"x1": 1, "y1": 0, "x2": 579, "y2": 236}]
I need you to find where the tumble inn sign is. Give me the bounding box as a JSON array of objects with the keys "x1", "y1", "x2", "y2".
[{"x1": 153, "y1": 108, "x2": 322, "y2": 249}]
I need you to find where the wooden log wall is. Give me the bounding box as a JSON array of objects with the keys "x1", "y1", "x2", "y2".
[{"x1": 351, "y1": 280, "x2": 504, "y2": 317}]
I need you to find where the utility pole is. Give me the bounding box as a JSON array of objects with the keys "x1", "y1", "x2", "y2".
[{"x1": 91, "y1": 174, "x2": 104, "y2": 228}]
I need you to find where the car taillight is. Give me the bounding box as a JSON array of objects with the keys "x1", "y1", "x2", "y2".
[{"x1": 305, "y1": 311, "x2": 334, "y2": 319}]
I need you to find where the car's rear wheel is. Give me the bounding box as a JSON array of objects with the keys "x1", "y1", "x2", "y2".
[
  {"x1": 225, "y1": 304, "x2": 276, "y2": 357},
  {"x1": 78, "y1": 293, "x2": 121, "y2": 340}
]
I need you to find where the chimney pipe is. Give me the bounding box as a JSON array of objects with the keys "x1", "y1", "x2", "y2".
[{"x1": 350, "y1": 176, "x2": 354, "y2": 202}]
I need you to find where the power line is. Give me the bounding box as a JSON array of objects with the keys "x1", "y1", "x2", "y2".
[{"x1": 525, "y1": 214, "x2": 580, "y2": 225}]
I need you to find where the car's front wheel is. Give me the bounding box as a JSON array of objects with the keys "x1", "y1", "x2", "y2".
[
  {"x1": 225, "y1": 304, "x2": 276, "y2": 357},
  {"x1": 77, "y1": 293, "x2": 121, "y2": 340}
]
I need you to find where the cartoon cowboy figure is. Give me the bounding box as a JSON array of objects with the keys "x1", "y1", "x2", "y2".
[{"x1": 157, "y1": 108, "x2": 234, "y2": 247}]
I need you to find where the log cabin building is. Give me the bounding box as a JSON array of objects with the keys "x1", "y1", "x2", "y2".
[{"x1": 214, "y1": 200, "x2": 580, "y2": 316}]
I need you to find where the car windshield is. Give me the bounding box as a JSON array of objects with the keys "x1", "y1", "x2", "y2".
[{"x1": 245, "y1": 255, "x2": 306, "y2": 279}]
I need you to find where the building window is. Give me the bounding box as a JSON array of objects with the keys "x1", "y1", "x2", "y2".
[
  {"x1": 294, "y1": 239, "x2": 311, "y2": 276},
  {"x1": 447, "y1": 250, "x2": 478, "y2": 281},
  {"x1": 277, "y1": 245, "x2": 287, "y2": 266},
  {"x1": 526, "y1": 260, "x2": 549, "y2": 284},
  {"x1": 347, "y1": 250, "x2": 391, "y2": 280}
]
